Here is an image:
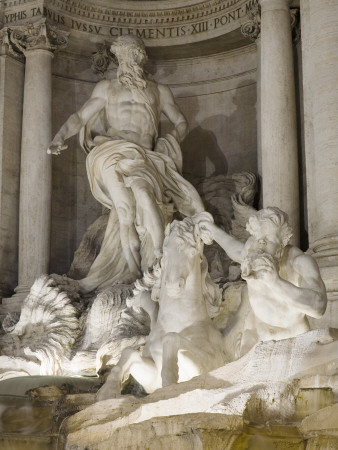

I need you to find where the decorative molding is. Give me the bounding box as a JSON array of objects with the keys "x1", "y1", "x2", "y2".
[
  {"x1": 3, "y1": 0, "x2": 245, "y2": 26},
  {"x1": 91, "y1": 42, "x2": 115, "y2": 76},
  {"x1": 170, "y1": 68, "x2": 256, "y2": 89},
  {"x1": 290, "y1": 7, "x2": 300, "y2": 44},
  {"x1": 240, "y1": 2, "x2": 260, "y2": 41},
  {"x1": 1, "y1": 0, "x2": 257, "y2": 47},
  {"x1": 0, "y1": 18, "x2": 69, "y2": 57},
  {"x1": 241, "y1": 4, "x2": 299, "y2": 44}
]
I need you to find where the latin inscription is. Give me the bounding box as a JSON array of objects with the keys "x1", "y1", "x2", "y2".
[{"x1": 3, "y1": 0, "x2": 258, "y2": 39}]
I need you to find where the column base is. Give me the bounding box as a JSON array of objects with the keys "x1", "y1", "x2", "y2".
[
  {"x1": 0, "y1": 284, "x2": 30, "y2": 321},
  {"x1": 308, "y1": 235, "x2": 338, "y2": 301}
]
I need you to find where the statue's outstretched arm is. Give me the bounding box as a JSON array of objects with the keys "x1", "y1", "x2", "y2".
[
  {"x1": 202, "y1": 222, "x2": 245, "y2": 263},
  {"x1": 158, "y1": 84, "x2": 188, "y2": 143},
  {"x1": 47, "y1": 81, "x2": 108, "y2": 155}
]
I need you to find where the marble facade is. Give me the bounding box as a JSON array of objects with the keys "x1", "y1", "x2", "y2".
[
  {"x1": 0, "y1": 0, "x2": 338, "y2": 447},
  {"x1": 1, "y1": 0, "x2": 336, "y2": 301}
]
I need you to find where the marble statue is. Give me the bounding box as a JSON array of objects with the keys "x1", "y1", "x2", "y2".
[
  {"x1": 0, "y1": 274, "x2": 148, "y2": 380},
  {"x1": 0, "y1": 172, "x2": 257, "y2": 381},
  {"x1": 203, "y1": 206, "x2": 328, "y2": 355},
  {"x1": 96, "y1": 212, "x2": 227, "y2": 400},
  {"x1": 67, "y1": 171, "x2": 258, "y2": 284},
  {"x1": 47, "y1": 35, "x2": 204, "y2": 293},
  {"x1": 0, "y1": 275, "x2": 81, "y2": 379}
]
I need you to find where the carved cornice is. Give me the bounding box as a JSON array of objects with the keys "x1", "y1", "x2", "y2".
[
  {"x1": 2, "y1": 0, "x2": 262, "y2": 49},
  {"x1": 3, "y1": 0, "x2": 245, "y2": 25},
  {"x1": 240, "y1": 2, "x2": 260, "y2": 41},
  {"x1": 0, "y1": 18, "x2": 69, "y2": 57}
]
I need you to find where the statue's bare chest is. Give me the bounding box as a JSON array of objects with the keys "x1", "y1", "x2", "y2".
[{"x1": 107, "y1": 84, "x2": 159, "y2": 114}]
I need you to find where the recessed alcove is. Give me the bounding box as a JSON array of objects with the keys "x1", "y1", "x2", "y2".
[{"x1": 1, "y1": 0, "x2": 338, "y2": 448}]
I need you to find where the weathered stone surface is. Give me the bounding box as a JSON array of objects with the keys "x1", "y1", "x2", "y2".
[{"x1": 62, "y1": 329, "x2": 338, "y2": 449}]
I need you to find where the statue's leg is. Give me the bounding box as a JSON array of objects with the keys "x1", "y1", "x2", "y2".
[
  {"x1": 106, "y1": 174, "x2": 141, "y2": 276},
  {"x1": 130, "y1": 179, "x2": 165, "y2": 258},
  {"x1": 162, "y1": 332, "x2": 224, "y2": 387},
  {"x1": 96, "y1": 347, "x2": 159, "y2": 401},
  {"x1": 162, "y1": 332, "x2": 180, "y2": 386}
]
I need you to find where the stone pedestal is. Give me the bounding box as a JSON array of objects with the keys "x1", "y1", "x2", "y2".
[
  {"x1": 260, "y1": 0, "x2": 299, "y2": 244},
  {"x1": 301, "y1": 0, "x2": 338, "y2": 300}
]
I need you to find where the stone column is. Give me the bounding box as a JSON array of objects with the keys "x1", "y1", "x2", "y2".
[
  {"x1": 301, "y1": 0, "x2": 338, "y2": 300},
  {"x1": 259, "y1": 0, "x2": 299, "y2": 244},
  {"x1": 241, "y1": 4, "x2": 262, "y2": 206},
  {"x1": 0, "y1": 36, "x2": 24, "y2": 297},
  {"x1": 0, "y1": 20, "x2": 68, "y2": 301}
]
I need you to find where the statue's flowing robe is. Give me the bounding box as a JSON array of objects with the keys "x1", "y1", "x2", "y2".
[{"x1": 77, "y1": 108, "x2": 204, "y2": 294}]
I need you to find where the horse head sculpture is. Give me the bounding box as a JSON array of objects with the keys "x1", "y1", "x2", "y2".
[{"x1": 96, "y1": 212, "x2": 227, "y2": 400}]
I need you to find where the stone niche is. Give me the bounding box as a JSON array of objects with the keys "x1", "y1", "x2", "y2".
[
  {"x1": 47, "y1": 0, "x2": 259, "y2": 275},
  {"x1": 50, "y1": 43, "x2": 258, "y2": 274},
  {"x1": 1, "y1": 1, "x2": 338, "y2": 450}
]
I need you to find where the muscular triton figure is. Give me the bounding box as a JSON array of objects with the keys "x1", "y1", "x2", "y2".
[
  {"x1": 202, "y1": 207, "x2": 327, "y2": 355},
  {"x1": 48, "y1": 35, "x2": 204, "y2": 293}
]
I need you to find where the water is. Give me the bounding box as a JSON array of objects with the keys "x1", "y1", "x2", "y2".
[{"x1": 0, "y1": 375, "x2": 100, "y2": 449}]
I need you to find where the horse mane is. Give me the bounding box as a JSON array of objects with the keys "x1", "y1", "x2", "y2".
[{"x1": 133, "y1": 215, "x2": 222, "y2": 316}]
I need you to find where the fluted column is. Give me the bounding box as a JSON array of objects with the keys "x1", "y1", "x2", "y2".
[
  {"x1": 301, "y1": 0, "x2": 338, "y2": 299},
  {"x1": 0, "y1": 19, "x2": 68, "y2": 297},
  {"x1": 259, "y1": 0, "x2": 299, "y2": 244}
]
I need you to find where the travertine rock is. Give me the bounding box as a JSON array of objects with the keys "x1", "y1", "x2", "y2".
[{"x1": 63, "y1": 328, "x2": 338, "y2": 449}]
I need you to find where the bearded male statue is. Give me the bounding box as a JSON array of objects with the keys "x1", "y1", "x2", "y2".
[
  {"x1": 202, "y1": 207, "x2": 327, "y2": 356},
  {"x1": 48, "y1": 35, "x2": 204, "y2": 294}
]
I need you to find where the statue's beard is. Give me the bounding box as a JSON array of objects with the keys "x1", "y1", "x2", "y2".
[{"x1": 117, "y1": 60, "x2": 147, "y2": 90}]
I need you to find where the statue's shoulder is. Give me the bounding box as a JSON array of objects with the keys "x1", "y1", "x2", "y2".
[
  {"x1": 155, "y1": 82, "x2": 175, "y2": 103},
  {"x1": 156, "y1": 82, "x2": 171, "y2": 93},
  {"x1": 286, "y1": 245, "x2": 320, "y2": 274},
  {"x1": 92, "y1": 79, "x2": 113, "y2": 96},
  {"x1": 283, "y1": 245, "x2": 303, "y2": 263},
  {"x1": 145, "y1": 79, "x2": 161, "y2": 92}
]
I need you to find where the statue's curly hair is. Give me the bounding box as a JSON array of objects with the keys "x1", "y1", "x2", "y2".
[
  {"x1": 110, "y1": 35, "x2": 147, "y2": 66},
  {"x1": 246, "y1": 206, "x2": 293, "y2": 247}
]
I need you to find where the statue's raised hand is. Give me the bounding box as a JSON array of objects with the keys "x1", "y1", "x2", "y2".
[
  {"x1": 47, "y1": 141, "x2": 68, "y2": 155},
  {"x1": 241, "y1": 252, "x2": 279, "y2": 281}
]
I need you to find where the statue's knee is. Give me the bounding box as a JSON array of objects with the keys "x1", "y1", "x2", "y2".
[
  {"x1": 163, "y1": 332, "x2": 180, "y2": 347},
  {"x1": 116, "y1": 204, "x2": 134, "y2": 225},
  {"x1": 135, "y1": 184, "x2": 155, "y2": 204}
]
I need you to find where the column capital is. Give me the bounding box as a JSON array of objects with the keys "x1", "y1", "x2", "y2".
[
  {"x1": 0, "y1": 18, "x2": 69, "y2": 59},
  {"x1": 91, "y1": 43, "x2": 115, "y2": 77},
  {"x1": 245, "y1": 2, "x2": 299, "y2": 44},
  {"x1": 241, "y1": 3, "x2": 261, "y2": 41},
  {"x1": 290, "y1": 8, "x2": 301, "y2": 44}
]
